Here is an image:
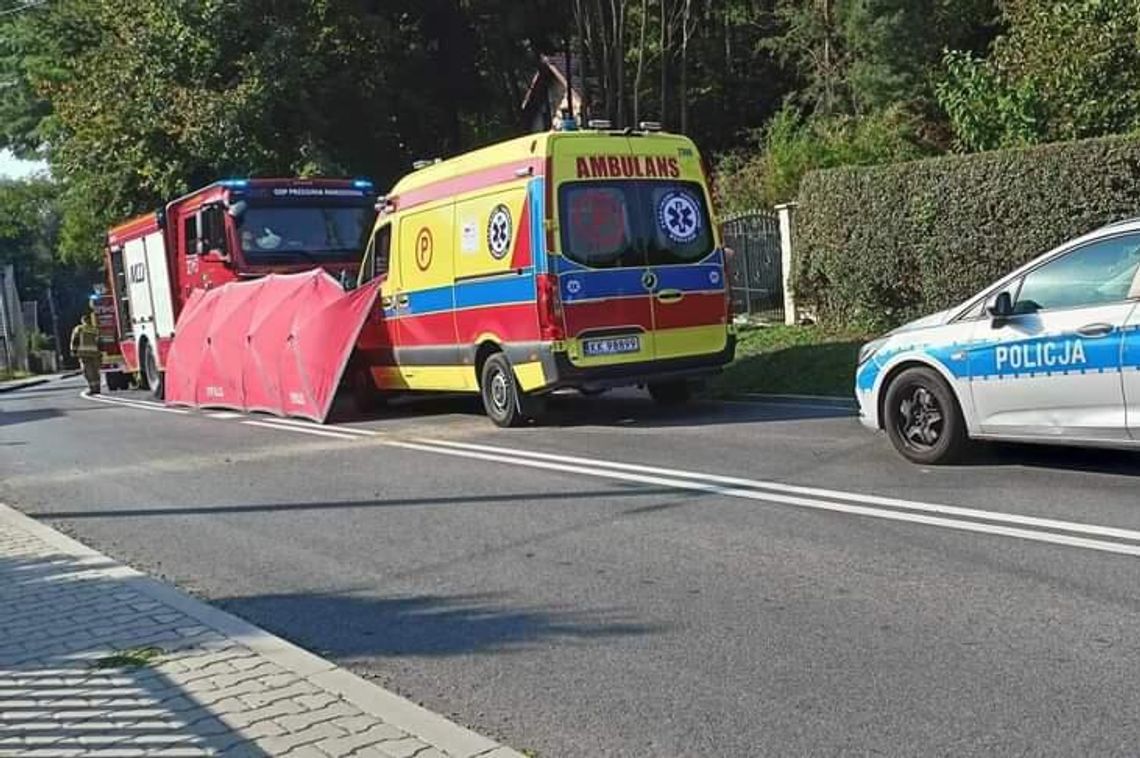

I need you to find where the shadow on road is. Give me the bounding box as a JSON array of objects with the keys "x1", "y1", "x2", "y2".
[
  {"x1": 0, "y1": 407, "x2": 62, "y2": 427},
  {"x1": 217, "y1": 589, "x2": 664, "y2": 659},
  {"x1": 331, "y1": 389, "x2": 851, "y2": 429},
  {"x1": 965, "y1": 442, "x2": 1140, "y2": 477},
  {"x1": 43, "y1": 485, "x2": 681, "y2": 520}
]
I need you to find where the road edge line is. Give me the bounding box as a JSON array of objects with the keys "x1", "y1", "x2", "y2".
[
  {"x1": 733, "y1": 392, "x2": 857, "y2": 409},
  {"x1": 0, "y1": 502, "x2": 521, "y2": 758}
]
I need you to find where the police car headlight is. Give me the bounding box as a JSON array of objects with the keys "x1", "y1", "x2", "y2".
[{"x1": 857, "y1": 338, "x2": 887, "y2": 366}]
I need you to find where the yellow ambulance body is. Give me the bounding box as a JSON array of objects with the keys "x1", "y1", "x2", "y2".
[{"x1": 355, "y1": 123, "x2": 735, "y2": 425}]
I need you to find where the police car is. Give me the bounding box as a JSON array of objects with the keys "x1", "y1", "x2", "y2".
[{"x1": 856, "y1": 220, "x2": 1140, "y2": 463}]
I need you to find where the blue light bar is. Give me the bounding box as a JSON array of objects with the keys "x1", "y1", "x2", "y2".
[
  {"x1": 219, "y1": 178, "x2": 249, "y2": 189},
  {"x1": 352, "y1": 179, "x2": 374, "y2": 189}
]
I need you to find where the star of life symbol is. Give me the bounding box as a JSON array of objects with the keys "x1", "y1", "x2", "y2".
[
  {"x1": 658, "y1": 191, "x2": 701, "y2": 244},
  {"x1": 488, "y1": 205, "x2": 512, "y2": 259}
]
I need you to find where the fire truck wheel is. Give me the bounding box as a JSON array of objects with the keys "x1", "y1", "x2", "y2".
[
  {"x1": 480, "y1": 353, "x2": 525, "y2": 428},
  {"x1": 143, "y1": 341, "x2": 164, "y2": 400}
]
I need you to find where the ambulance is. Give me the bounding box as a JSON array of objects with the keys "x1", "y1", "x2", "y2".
[{"x1": 353, "y1": 121, "x2": 735, "y2": 426}]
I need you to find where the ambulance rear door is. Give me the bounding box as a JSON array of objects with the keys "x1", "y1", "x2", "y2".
[
  {"x1": 640, "y1": 138, "x2": 727, "y2": 362},
  {"x1": 552, "y1": 136, "x2": 657, "y2": 368}
]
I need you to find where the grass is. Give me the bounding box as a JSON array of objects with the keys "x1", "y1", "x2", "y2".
[
  {"x1": 91, "y1": 646, "x2": 164, "y2": 670},
  {"x1": 0, "y1": 369, "x2": 32, "y2": 382},
  {"x1": 708, "y1": 324, "x2": 869, "y2": 398}
]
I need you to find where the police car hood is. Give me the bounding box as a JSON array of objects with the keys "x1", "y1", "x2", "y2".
[{"x1": 889, "y1": 308, "x2": 953, "y2": 336}]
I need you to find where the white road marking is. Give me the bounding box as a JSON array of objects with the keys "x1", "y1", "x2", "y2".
[
  {"x1": 383, "y1": 438, "x2": 1140, "y2": 558},
  {"x1": 78, "y1": 390, "x2": 1140, "y2": 556},
  {"x1": 242, "y1": 420, "x2": 359, "y2": 440},
  {"x1": 82, "y1": 392, "x2": 189, "y2": 415},
  {"x1": 208, "y1": 412, "x2": 244, "y2": 420},
  {"x1": 264, "y1": 417, "x2": 379, "y2": 437},
  {"x1": 418, "y1": 439, "x2": 1140, "y2": 544}
]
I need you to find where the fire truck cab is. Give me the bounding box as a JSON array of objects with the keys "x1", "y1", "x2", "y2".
[{"x1": 104, "y1": 178, "x2": 376, "y2": 397}]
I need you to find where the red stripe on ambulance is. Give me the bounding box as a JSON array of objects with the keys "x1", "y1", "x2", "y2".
[{"x1": 563, "y1": 298, "x2": 654, "y2": 335}]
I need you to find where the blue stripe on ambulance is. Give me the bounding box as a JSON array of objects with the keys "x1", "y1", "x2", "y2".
[
  {"x1": 454, "y1": 271, "x2": 536, "y2": 310},
  {"x1": 394, "y1": 269, "x2": 538, "y2": 317},
  {"x1": 554, "y1": 249, "x2": 726, "y2": 303}
]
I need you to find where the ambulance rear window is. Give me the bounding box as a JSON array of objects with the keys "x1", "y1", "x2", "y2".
[{"x1": 559, "y1": 181, "x2": 714, "y2": 268}]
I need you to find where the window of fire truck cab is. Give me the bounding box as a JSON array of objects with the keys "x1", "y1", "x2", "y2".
[
  {"x1": 183, "y1": 214, "x2": 201, "y2": 257},
  {"x1": 200, "y1": 205, "x2": 229, "y2": 260},
  {"x1": 362, "y1": 223, "x2": 392, "y2": 283}
]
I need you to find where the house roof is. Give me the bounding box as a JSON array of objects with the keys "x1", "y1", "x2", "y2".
[{"x1": 521, "y1": 53, "x2": 583, "y2": 113}]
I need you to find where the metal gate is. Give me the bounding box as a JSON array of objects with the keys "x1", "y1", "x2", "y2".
[{"x1": 722, "y1": 210, "x2": 783, "y2": 323}]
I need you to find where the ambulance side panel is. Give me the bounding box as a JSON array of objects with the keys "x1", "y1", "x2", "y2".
[
  {"x1": 393, "y1": 202, "x2": 466, "y2": 390},
  {"x1": 453, "y1": 182, "x2": 539, "y2": 338},
  {"x1": 452, "y1": 179, "x2": 545, "y2": 391}
]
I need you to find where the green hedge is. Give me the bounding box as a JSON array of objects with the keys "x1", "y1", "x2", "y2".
[{"x1": 794, "y1": 135, "x2": 1140, "y2": 331}]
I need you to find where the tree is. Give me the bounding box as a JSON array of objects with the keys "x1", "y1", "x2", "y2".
[
  {"x1": 0, "y1": 178, "x2": 92, "y2": 352},
  {"x1": 938, "y1": 0, "x2": 1140, "y2": 151},
  {"x1": 0, "y1": 0, "x2": 571, "y2": 265}
]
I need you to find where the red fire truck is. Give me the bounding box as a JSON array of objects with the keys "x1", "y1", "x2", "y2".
[{"x1": 102, "y1": 177, "x2": 376, "y2": 396}]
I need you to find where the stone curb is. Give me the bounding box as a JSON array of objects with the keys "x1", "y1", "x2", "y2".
[
  {"x1": 734, "y1": 392, "x2": 858, "y2": 410},
  {"x1": 0, "y1": 377, "x2": 49, "y2": 393},
  {"x1": 0, "y1": 502, "x2": 524, "y2": 758}
]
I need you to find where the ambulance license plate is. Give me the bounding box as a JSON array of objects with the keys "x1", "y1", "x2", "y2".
[{"x1": 583, "y1": 336, "x2": 641, "y2": 357}]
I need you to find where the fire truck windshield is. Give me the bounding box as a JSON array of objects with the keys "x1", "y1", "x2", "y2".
[{"x1": 236, "y1": 205, "x2": 371, "y2": 263}]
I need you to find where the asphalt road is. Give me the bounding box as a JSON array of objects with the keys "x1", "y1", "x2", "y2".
[{"x1": 3, "y1": 378, "x2": 1139, "y2": 757}]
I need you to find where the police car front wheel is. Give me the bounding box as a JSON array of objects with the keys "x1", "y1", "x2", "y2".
[{"x1": 883, "y1": 367, "x2": 967, "y2": 465}]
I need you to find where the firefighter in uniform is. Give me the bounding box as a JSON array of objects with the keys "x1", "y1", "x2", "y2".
[{"x1": 70, "y1": 313, "x2": 102, "y2": 394}]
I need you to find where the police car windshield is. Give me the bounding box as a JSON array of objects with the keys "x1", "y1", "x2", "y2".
[
  {"x1": 559, "y1": 181, "x2": 714, "y2": 269},
  {"x1": 237, "y1": 206, "x2": 373, "y2": 263}
]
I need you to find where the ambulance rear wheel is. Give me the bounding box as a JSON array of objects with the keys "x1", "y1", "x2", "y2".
[
  {"x1": 883, "y1": 366, "x2": 967, "y2": 465},
  {"x1": 649, "y1": 380, "x2": 692, "y2": 407},
  {"x1": 480, "y1": 353, "x2": 525, "y2": 428},
  {"x1": 143, "y1": 341, "x2": 164, "y2": 400}
]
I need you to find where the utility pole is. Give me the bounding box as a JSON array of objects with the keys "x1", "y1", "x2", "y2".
[
  {"x1": 46, "y1": 280, "x2": 62, "y2": 366},
  {"x1": 0, "y1": 267, "x2": 12, "y2": 373}
]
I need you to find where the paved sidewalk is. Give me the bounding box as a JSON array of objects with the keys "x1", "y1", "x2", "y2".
[{"x1": 0, "y1": 504, "x2": 524, "y2": 758}]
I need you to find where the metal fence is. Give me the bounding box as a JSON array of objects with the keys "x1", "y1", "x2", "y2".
[{"x1": 722, "y1": 210, "x2": 784, "y2": 323}]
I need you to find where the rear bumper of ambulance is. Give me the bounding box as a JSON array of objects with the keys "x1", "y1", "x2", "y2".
[{"x1": 512, "y1": 335, "x2": 737, "y2": 392}]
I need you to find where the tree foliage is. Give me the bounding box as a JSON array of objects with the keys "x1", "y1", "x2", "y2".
[
  {"x1": 938, "y1": 0, "x2": 1140, "y2": 151},
  {"x1": 1, "y1": 0, "x2": 568, "y2": 264},
  {"x1": 2, "y1": 0, "x2": 1140, "y2": 278},
  {"x1": 796, "y1": 135, "x2": 1140, "y2": 331},
  {"x1": 715, "y1": 103, "x2": 927, "y2": 211}
]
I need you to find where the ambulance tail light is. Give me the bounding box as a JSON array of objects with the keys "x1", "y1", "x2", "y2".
[{"x1": 536, "y1": 274, "x2": 565, "y2": 342}]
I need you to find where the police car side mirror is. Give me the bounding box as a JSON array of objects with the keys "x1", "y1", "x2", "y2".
[{"x1": 987, "y1": 291, "x2": 1014, "y2": 320}]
